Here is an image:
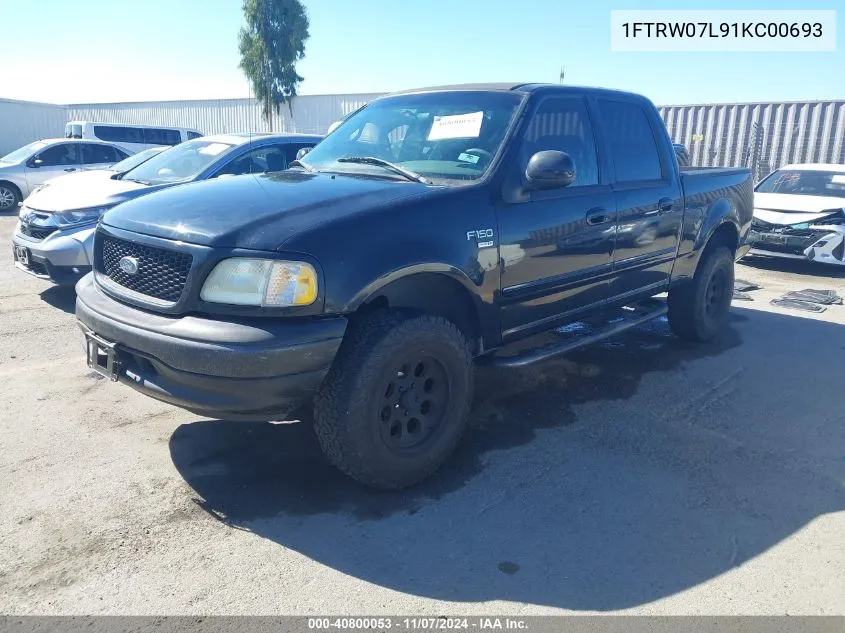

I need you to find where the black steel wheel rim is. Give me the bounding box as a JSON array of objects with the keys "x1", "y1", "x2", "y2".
[
  {"x1": 705, "y1": 268, "x2": 728, "y2": 318},
  {"x1": 377, "y1": 355, "x2": 451, "y2": 454}
]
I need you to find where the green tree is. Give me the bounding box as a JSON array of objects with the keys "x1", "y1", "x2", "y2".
[{"x1": 238, "y1": 0, "x2": 309, "y2": 130}]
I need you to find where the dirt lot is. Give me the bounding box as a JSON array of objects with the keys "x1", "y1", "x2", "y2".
[{"x1": 1, "y1": 209, "x2": 844, "y2": 615}]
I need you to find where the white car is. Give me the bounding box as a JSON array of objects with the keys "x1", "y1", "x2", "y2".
[
  {"x1": 11, "y1": 133, "x2": 321, "y2": 286},
  {"x1": 0, "y1": 138, "x2": 130, "y2": 210},
  {"x1": 748, "y1": 163, "x2": 845, "y2": 266}
]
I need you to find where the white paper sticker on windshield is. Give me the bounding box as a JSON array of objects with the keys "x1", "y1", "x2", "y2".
[
  {"x1": 458, "y1": 152, "x2": 480, "y2": 164},
  {"x1": 198, "y1": 143, "x2": 231, "y2": 156},
  {"x1": 427, "y1": 111, "x2": 483, "y2": 141}
]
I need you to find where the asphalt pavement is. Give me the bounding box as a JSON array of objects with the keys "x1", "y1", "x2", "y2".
[{"x1": 1, "y1": 210, "x2": 843, "y2": 615}]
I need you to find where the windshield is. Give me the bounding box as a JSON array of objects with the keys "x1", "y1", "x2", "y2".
[
  {"x1": 111, "y1": 147, "x2": 165, "y2": 173},
  {"x1": 122, "y1": 139, "x2": 236, "y2": 185},
  {"x1": 1, "y1": 141, "x2": 48, "y2": 163},
  {"x1": 300, "y1": 91, "x2": 524, "y2": 184},
  {"x1": 756, "y1": 169, "x2": 845, "y2": 200}
]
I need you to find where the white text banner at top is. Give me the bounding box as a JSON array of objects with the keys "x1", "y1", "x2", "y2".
[{"x1": 611, "y1": 10, "x2": 836, "y2": 52}]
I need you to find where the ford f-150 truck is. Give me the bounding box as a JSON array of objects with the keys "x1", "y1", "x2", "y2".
[{"x1": 75, "y1": 83, "x2": 753, "y2": 489}]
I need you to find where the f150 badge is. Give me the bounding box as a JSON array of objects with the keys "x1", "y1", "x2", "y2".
[{"x1": 466, "y1": 228, "x2": 495, "y2": 248}]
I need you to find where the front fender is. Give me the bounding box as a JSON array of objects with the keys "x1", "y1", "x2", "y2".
[{"x1": 346, "y1": 262, "x2": 481, "y2": 313}]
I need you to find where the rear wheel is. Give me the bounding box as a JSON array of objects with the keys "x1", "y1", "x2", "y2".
[
  {"x1": 0, "y1": 183, "x2": 21, "y2": 211},
  {"x1": 314, "y1": 311, "x2": 474, "y2": 489},
  {"x1": 668, "y1": 246, "x2": 734, "y2": 342}
]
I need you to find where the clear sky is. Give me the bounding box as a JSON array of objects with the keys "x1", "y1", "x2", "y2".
[{"x1": 3, "y1": 0, "x2": 843, "y2": 106}]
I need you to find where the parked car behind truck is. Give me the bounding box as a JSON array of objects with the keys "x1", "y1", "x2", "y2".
[
  {"x1": 12, "y1": 133, "x2": 321, "y2": 285},
  {"x1": 747, "y1": 163, "x2": 845, "y2": 266},
  {"x1": 76, "y1": 83, "x2": 753, "y2": 489},
  {"x1": 0, "y1": 138, "x2": 130, "y2": 210}
]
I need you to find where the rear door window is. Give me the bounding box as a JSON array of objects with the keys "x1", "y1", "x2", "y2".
[
  {"x1": 94, "y1": 126, "x2": 144, "y2": 145},
  {"x1": 145, "y1": 128, "x2": 181, "y2": 146},
  {"x1": 597, "y1": 99, "x2": 663, "y2": 183},
  {"x1": 81, "y1": 144, "x2": 120, "y2": 165}
]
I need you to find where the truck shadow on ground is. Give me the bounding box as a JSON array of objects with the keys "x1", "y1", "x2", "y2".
[
  {"x1": 169, "y1": 308, "x2": 845, "y2": 610},
  {"x1": 39, "y1": 286, "x2": 76, "y2": 314}
]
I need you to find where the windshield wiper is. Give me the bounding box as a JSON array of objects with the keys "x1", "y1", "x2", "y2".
[
  {"x1": 288, "y1": 159, "x2": 316, "y2": 173},
  {"x1": 337, "y1": 156, "x2": 429, "y2": 184},
  {"x1": 123, "y1": 177, "x2": 153, "y2": 185}
]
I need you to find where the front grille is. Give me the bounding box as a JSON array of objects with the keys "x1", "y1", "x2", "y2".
[
  {"x1": 19, "y1": 222, "x2": 57, "y2": 241},
  {"x1": 97, "y1": 234, "x2": 192, "y2": 303},
  {"x1": 22, "y1": 260, "x2": 48, "y2": 276}
]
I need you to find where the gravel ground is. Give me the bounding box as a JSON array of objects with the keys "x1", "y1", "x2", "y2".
[{"x1": 1, "y1": 209, "x2": 844, "y2": 615}]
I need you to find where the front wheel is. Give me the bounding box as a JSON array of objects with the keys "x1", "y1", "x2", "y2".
[
  {"x1": 668, "y1": 246, "x2": 734, "y2": 342},
  {"x1": 0, "y1": 183, "x2": 21, "y2": 211},
  {"x1": 313, "y1": 311, "x2": 474, "y2": 489}
]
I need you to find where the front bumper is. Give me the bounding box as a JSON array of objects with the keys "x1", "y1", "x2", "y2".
[
  {"x1": 747, "y1": 227, "x2": 845, "y2": 266},
  {"x1": 75, "y1": 273, "x2": 347, "y2": 420},
  {"x1": 12, "y1": 222, "x2": 96, "y2": 284}
]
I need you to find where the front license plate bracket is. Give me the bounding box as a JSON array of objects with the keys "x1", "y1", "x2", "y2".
[{"x1": 85, "y1": 331, "x2": 121, "y2": 381}]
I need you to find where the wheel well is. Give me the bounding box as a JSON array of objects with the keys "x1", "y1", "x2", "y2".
[
  {"x1": 0, "y1": 180, "x2": 22, "y2": 200},
  {"x1": 356, "y1": 273, "x2": 481, "y2": 352},
  {"x1": 706, "y1": 222, "x2": 739, "y2": 256}
]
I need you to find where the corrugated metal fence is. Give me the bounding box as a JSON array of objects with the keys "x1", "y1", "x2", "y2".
[
  {"x1": 659, "y1": 100, "x2": 845, "y2": 180},
  {"x1": 66, "y1": 93, "x2": 383, "y2": 137}
]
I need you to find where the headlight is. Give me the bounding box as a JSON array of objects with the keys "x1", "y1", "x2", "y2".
[
  {"x1": 54, "y1": 206, "x2": 111, "y2": 227},
  {"x1": 200, "y1": 258, "x2": 318, "y2": 307}
]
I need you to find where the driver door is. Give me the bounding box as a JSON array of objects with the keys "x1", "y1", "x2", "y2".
[{"x1": 496, "y1": 95, "x2": 617, "y2": 340}]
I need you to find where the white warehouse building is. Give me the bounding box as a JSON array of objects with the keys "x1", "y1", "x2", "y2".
[
  {"x1": 1, "y1": 93, "x2": 844, "y2": 180},
  {"x1": 0, "y1": 93, "x2": 382, "y2": 156}
]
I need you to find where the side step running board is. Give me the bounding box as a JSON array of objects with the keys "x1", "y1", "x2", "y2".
[{"x1": 483, "y1": 299, "x2": 668, "y2": 368}]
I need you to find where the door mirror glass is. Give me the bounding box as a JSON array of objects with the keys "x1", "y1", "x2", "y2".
[
  {"x1": 295, "y1": 146, "x2": 312, "y2": 160},
  {"x1": 525, "y1": 150, "x2": 576, "y2": 190}
]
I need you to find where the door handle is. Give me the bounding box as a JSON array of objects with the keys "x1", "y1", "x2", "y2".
[
  {"x1": 586, "y1": 207, "x2": 611, "y2": 226},
  {"x1": 657, "y1": 197, "x2": 674, "y2": 213}
]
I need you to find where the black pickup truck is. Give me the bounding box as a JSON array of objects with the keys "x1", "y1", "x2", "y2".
[{"x1": 76, "y1": 83, "x2": 753, "y2": 489}]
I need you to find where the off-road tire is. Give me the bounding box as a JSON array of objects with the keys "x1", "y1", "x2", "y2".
[
  {"x1": 313, "y1": 310, "x2": 474, "y2": 490},
  {"x1": 668, "y1": 245, "x2": 734, "y2": 342}
]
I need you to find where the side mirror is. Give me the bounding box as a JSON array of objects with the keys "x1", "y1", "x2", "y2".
[
  {"x1": 30, "y1": 158, "x2": 44, "y2": 168},
  {"x1": 295, "y1": 147, "x2": 312, "y2": 160},
  {"x1": 525, "y1": 150, "x2": 576, "y2": 190}
]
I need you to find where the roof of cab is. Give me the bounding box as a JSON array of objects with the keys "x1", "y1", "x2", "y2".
[
  {"x1": 200, "y1": 132, "x2": 323, "y2": 145},
  {"x1": 385, "y1": 83, "x2": 653, "y2": 102}
]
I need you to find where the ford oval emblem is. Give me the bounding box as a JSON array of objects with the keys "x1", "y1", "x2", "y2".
[{"x1": 118, "y1": 256, "x2": 139, "y2": 275}]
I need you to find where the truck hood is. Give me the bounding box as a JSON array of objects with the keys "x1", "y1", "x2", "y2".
[
  {"x1": 753, "y1": 192, "x2": 845, "y2": 226},
  {"x1": 24, "y1": 176, "x2": 173, "y2": 213},
  {"x1": 101, "y1": 171, "x2": 432, "y2": 250}
]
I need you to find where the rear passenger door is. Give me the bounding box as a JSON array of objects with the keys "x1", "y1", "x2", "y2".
[
  {"x1": 80, "y1": 144, "x2": 125, "y2": 171},
  {"x1": 595, "y1": 98, "x2": 683, "y2": 300}
]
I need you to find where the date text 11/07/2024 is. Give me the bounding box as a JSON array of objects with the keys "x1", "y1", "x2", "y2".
[{"x1": 307, "y1": 617, "x2": 528, "y2": 630}]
